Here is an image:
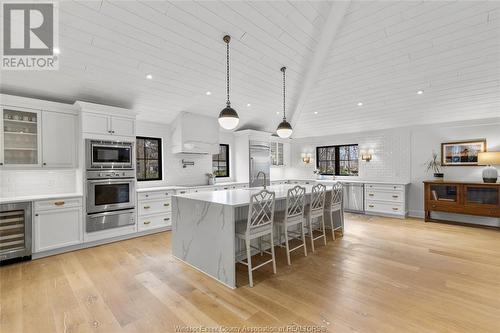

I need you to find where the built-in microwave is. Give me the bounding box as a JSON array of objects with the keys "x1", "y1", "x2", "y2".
[{"x1": 86, "y1": 139, "x2": 134, "y2": 170}]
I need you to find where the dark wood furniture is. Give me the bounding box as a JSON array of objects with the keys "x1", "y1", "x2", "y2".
[{"x1": 424, "y1": 180, "x2": 500, "y2": 223}]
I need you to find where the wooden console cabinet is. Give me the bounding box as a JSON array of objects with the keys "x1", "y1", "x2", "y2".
[{"x1": 424, "y1": 180, "x2": 500, "y2": 223}]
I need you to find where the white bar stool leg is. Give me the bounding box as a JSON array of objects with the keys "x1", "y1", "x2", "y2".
[{"x1": 245, "y1": 238, "x2": 253, "y2": 287}]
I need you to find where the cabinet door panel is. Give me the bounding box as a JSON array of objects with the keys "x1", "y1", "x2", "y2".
[
  {"x1": 82, "y1": 113, "x2": 110, "y2": 135},
  {"x1": 110, "y1": 117, "x2": 134, "y2": 136},
  {"x1": 42, "y1": 112, "x2": 76, "y2": 167},
  {"x1": 34, "y1": 207, "x2": 82, "y2": 252},
  {"x1": 2, "y1": 108, "x2": 41, "y2": 166}
]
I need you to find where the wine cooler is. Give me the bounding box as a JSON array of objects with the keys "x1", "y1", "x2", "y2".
[{"x1": 0, "y1": 202, "x2": 32, "y2": 264}]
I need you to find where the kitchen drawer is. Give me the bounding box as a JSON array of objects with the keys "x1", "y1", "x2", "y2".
[
  {"x1": 138, "y1": 213, "x2": 171, "y2": 231},
  {"x1": 138, "y1": 198, "x2": 171, "y2": 216},
  {"x1": 365, "y1": 190, "x2": 404, "y2": 203},
  {"x1": 365, "y1": 200, "x2": 405, "y2": 215},
  {"x1": 35, "y1": 197, "x2": 82, "y2": 211},
  {"x1": 365, "y1": 183, "x2": 404, "y2": 192},
  {"x1": 138, "y1": 190, "x2": 174, "y2": 201}
]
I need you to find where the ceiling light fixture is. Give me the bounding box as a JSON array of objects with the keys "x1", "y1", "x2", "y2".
[
  {"x1": 314, "y1": 111, "x2": 318, "y2": 115},
  {"x1": 276, "y1": 67, "x2": 293, "y2": 138},
  {"x1": 247, "y1": 103, "x2": 251, "y2": 107},
  {"x1": 417, "y1": 90, "x2": 424, "y2": 95},
  {"x1": 357, "y1": 102, "x2": 363, "y2": 106},
  {"x1": 146, "y1": 74, "x2": 153, "y2": 80},
  {"x1": 206, "y1": 91, "x2": 212, "y2": 96},
  {"x1": 218, "y1": 35, "x2": 239, "y2": 130}
]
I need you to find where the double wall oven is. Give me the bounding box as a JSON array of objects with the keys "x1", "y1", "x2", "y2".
[{"x1": 85, "y1": 140, "x2": 136, "y2": 233}]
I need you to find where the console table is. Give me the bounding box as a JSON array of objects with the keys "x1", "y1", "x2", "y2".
[{"x1": 423, "y1": 180, "x2": 500, "y2": 223}]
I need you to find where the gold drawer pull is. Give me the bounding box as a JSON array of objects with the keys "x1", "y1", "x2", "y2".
[
  {"x1": 164, "y1": 217, "x2": 170, "y2": 221},
  {"x1": 392, "y1": 207, "x2": 399, "y2": 211},
  {"x1": 144, "y1": 221, "x2": 151, "y2": 225},
  {"x1": 164, "y1": 203, "x2": 170, "y2": 207},
  {"x1": 368, "y1": 204, "x2": 374, "y2": 208},
  {"x1": 368, "y1": 193, "x2": 374, "y2": 196},
  {"x1": 143, "y1": 206, "x2": 150, "y2": 209},
  {"x1": 392, "y1": 195, "x2": 399, "y2": 198},
  {"x1": 54, "y1": 201, "x2": 65, "y2": 206}
]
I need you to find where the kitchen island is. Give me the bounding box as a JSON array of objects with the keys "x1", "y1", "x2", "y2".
[{"x1": 171, "y1": 184, "x2": 335, "y2": 288}]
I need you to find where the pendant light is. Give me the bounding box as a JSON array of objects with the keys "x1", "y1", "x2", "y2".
[
  {"x1": 276, "y1": 66, "x2": 293, "y2": 138},
  {"x1": 218, "y1": 35, "x2": 239, "y2": 130}
]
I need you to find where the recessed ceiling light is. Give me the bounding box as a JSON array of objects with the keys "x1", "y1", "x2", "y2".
[
  {"x1": 417, "y1": 90, "x2": 424, "y2": 95},
  {"x1": 206, "y1": 91, "x2": 212, "y2": 96},
  {"x1": 247, "y1": 103, "x2": 251, "y2": 107},
  {"x1": 357, "y1": 102, "x2": 363, "y2": 106},
  {"x1": 146, "y1": 74, "x2": 153, "y2": 80},
  {"x1": 53, "y1": 47, "x2": 60, "y2": 55},
  {"x1": 314, "y1": 111, "x2": 318, "y2": 115},
  {"x1": 276, "y1": 111, "x2": 280, "y2": 115}
]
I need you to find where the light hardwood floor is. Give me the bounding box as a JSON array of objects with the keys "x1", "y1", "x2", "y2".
[{"x1": 1, "y1": 214, "x2": 500, "y2": 333}]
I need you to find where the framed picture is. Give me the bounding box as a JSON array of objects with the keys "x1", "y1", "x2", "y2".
[{"x1": 441, "y1": 139, "x2": 487, "y2": 166}]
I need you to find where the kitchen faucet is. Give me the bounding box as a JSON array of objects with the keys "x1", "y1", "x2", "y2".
[{"x1": 256, "y1": 171, "x2": 267, "y2": 189}]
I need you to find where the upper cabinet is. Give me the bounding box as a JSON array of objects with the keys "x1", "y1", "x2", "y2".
[
  {"x1": 270, "y1": 138, "x2": 290, "y2": 167},
  {"x1": 1, "y1": 107, "x2": 42, "y2": 167},
  {"x1": 76, "y1": 101, "x2": 136, "y2": 138},
  {"x1": 41, "y1": 111, "x2": 76, "y2": 168}
]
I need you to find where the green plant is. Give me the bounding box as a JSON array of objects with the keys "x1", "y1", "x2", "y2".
[{"x1": 425, "y1": 152, "x2": 442, "y2": 174}]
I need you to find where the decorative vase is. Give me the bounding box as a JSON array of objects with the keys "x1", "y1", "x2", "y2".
[
  {"x1": 208, "y1": 177, "x2": 215, "y2": 185},
  {"x1": 482, "y1": 165, "x2": 498, "y2": 183}
]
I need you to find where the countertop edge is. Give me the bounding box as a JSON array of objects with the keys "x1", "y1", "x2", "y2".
[{"x1": 0, "y1": 193, "x2": 83, "y2": 205}]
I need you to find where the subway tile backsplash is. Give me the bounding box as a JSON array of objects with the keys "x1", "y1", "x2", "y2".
[{"x1": 0, "y1": 169, "x2": 78, "y2": 197}]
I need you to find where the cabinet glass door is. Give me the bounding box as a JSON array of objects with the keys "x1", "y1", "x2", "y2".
[
  {"x1": 2, "y1": 109, "x2": 40, "y2": 165},
  {"x1": 466, "y1": 186, "x2": 499, "y2": 206},
  {"x1": 429, "y1": 184, "x2": 458, "y2": 202}
]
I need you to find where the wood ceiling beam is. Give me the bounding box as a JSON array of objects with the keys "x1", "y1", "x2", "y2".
[{"x1": 289, "y1": 1, "x2": 351, "y2": 133}]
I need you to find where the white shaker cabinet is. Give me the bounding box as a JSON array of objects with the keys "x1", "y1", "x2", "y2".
[
  {"x1": 137, "y1": 190, "x2": 174, "y2": 231},
  {"x1": 41, "y1": 111, "x2": 76, "y2": 167},
  {"x1": 81, "y1": 112, "x2": 135, "y2": 137},
  {"x1": 33, "y1": 197, "x2": 83, "y2": 253},
  {"x1": 110, "y1": 116, "x2": 135, "y2": 136}
]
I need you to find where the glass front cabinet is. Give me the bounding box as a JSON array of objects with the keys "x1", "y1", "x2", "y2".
[
  {"x1": 271, "y1": 142, "x2": 284, "y2": 166},
  {"x1": 1, "y1": 107, "x2": 42, "y2": 167}
]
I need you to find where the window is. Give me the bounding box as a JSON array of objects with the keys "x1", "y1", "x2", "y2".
[
  {"x1": 136, "y1": 137, "x2": 162, "y2": 181},
  {"x1": 213, "y1": 144, "x2": 229, "y2": 177},
  {"x1": 316, "y1": 144, "x2": 358, "y2": 176}
]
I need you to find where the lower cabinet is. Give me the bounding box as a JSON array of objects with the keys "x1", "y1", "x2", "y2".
[
  {"x1": 34, "y1": 197, "x2": 83, "y2": 252},
  {"x1": 364, "y1": 183, "x2": 408, "y2": 218},
  {"x1": 137, "y1": 190, "x2": 173, "y2": 231}
]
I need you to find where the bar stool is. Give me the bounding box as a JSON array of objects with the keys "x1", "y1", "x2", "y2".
[
  {"x1": 304, "y1": 183, "x2": 327, "y2": 252},
  {"x1": 275, "y1": 185, "x2": 307, "y2": 265},
  {"x1": 326, "y1": 182, "x2": 344, "y2": 240},
  {"x1": 235, "y1": 189, "x2": 276, "y2": 287}
]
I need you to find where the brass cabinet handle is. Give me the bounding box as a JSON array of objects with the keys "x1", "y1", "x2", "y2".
[
  {"x1": 144, "y1": 221, "x2": 151, "y2": 225},
  {"x1": 368, "y1": 193, "x2": 374, "y2": 196},
  {"x1": 54, "y1": 201, "x2": 65, "y2": 206},
  {"x1": 164, "y1": 203, "x2": 170, "y2": 207},
  {"x1": 368, "y1": 204, "x2": 374, "y2": 208},
  {"x1": 392, "y1": 207, "x2": 399, "y2": 211},
  {"x1": 164, "y1": 217, "x2": 170, "y2": 221},
  {"x1": 392, "y1": 195, "x2": 399, "y2": 198},
  {"x1": 144, "y1": 206, "x2": 150, "y2": 209}
]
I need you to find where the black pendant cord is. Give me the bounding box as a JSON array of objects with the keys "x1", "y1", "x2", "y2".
[
  {"x1": 226, "y1": 38, "x2": 230, "y2": 107},
  {"x1": 282, "y1": 66, "x2": 286, "y2": 121}
]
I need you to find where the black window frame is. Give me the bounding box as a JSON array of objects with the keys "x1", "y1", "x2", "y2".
[
  {"x1": 316, "y1": 144, "x2": 359, "y2": 176},
  {"x1": 136, "y1": 136, "x2": 163, "y2": 182},
  {"x1": 213, "y1": 144, "x2": 230, "y2": 178}
]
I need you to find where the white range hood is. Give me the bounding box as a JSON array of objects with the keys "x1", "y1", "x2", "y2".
[{"x1": 171, "y1": 112, "x2": 219, "y2": 154}]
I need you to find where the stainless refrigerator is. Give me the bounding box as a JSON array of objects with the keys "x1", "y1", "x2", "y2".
[{"x1": 249, "y1": 141, "x2": 271, "y2": 188}]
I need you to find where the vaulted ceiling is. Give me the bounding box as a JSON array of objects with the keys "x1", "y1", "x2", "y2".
[{"x1": 1, "y1": 1, "x2": 499, "y2": 138}]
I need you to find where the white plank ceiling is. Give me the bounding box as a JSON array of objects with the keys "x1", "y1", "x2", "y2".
[{"x1": 1, "y1": 1, "x2": 499, "y2": 138}]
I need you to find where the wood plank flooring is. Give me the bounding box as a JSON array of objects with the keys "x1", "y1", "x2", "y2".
[{"x1": 1, "y1": 214, "x2": 500, "y2": 333}]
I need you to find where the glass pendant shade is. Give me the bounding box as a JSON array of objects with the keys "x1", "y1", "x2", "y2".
[
  {"x1": 276, "y1": 119, "x2": 293, "y2": 138},
  {"x1": 218, "y1": 106, "x2": 240, "y2": 130}
]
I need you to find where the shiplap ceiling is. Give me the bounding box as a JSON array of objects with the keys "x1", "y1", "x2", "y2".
[{"x1": 1, "y1": 1, "x2": 499, "y2": 138}]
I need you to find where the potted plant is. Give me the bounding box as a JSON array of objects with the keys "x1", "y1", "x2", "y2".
[
  {"x1": 206, "y1": 173, "x2": 216, "y2": 185},
  {"x1": 425, "y1": 152, "x2": 444, "y2": 178}
]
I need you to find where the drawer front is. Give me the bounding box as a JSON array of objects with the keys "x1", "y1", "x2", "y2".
[
  {"x1": 366, "y1": 200, "x2": 405, "y2": 215},
  {"x1": 35, "y1": 197, "x2": 82, "y2": 211},
  {"x1": 138, "y1": 190, "x2": 174, "y2": 201},
  {"x1": 365, "y1": 190, "x2": 403, "y2": 203},
  {"x1": 365, "y1": 183, "x2": 404, "y2": 192},
  {"x1": 139, "y1": 198, "x2": 171, "y2": 216},
  {"x1": 138, "y1": 213, "x2": 171, "y2": 231}
]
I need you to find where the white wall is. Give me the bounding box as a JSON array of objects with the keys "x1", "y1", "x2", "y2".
[
  {"x1": 135, "y1": 120, "x2": 235, "y2": 187},
  {"x1": 0, "y1": 169, "x2": 78, "y2": 198},
  {"x1": 287, "y1": 117, "x2": 500, "y2": 225}
]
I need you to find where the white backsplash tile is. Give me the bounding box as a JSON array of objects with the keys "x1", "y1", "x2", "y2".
[{"x1": 0, "y1": 169, "x2": 78, "y2": 197}]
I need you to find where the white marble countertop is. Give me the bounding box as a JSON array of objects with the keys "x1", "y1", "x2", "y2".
[
  {"x1": 174, "y1": 184, "x2": 316, "y2": 207},
  {"x1": 137, "y1": 181, "x2": 248, "y2": 192},
  {"x1": 0, "y1": 192, "x2": 83, "y2": 204},
  {"x1": 289, "y1": 179, "x2": 410, "y2": 185},
  {"x1": 136, "y1": 186, "x2": 184, "y2": 193}
]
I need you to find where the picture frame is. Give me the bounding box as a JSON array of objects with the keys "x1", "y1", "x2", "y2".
[{"x1": 441, "y1": 139, "x2": 487, "y2": 166}]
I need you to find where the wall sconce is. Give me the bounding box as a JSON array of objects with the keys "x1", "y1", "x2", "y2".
[
  {"x1": 301, "y1": 153, "x2": 312, "y2": 164},
  {"x1": 360, "y1": 149, "x2": 374, "y2": 162}
]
